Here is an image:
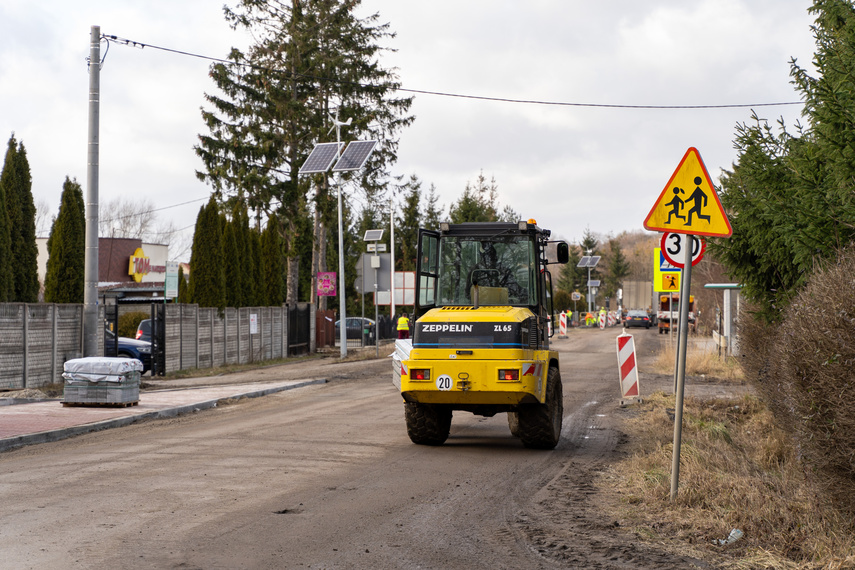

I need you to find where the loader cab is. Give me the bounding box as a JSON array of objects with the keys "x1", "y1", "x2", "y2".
[{"x1": 415, "y1": 220, "x2": 569, "y2": 325}]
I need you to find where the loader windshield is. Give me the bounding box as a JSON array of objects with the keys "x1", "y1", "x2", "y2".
[{"x1": 437, "y1": 236, "x2": 537, "y2": 306}]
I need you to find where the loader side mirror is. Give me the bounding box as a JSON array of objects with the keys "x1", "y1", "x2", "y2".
[{"x1": 556, "y1": 242, "x2": 569, "y2": 264}]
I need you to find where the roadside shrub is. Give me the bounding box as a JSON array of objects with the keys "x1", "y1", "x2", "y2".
[
  {"x1": 118, "y1": 311, "x2": 148, "y2": 338},
  {"x1": 740, "y1": 247, "x2": 855, "y2": 516}
]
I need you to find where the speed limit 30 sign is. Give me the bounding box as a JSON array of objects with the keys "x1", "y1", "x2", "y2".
[{"x1": 660, "y1": 232, "x2": 705, "y2": 268}]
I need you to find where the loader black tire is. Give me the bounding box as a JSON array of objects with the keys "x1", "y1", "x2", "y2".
[
  {"x1": 507, "y1": 411, "x2": 521, "y2": 437},
  {"x1": 518, "y1": 366, "x2": 563, "y2": 449},
  {"x1": 404, "y1": 402, "x2": 452, "y2": 445}
]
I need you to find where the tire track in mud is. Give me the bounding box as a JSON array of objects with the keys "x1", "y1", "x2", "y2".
[{"x1": 505, "y1": 329, "x2": 713, "y2": 569}]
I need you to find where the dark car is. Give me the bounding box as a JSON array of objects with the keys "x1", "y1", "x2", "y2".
[
  {"x1": 624, "y1": 309, "x2": 652, "y2": 329},
  {"x1": 135, "y1": 319, "x2": 151, "y2": 342},
  {"x1": 105, "y1": 328, "x2": 152, "y2": 373},
  {"x1": 335, "y1": 317, "x2": 376, "y2": 343}
]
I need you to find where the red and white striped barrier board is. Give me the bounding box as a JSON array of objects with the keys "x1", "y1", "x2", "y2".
[
  {"x1": 559, "y1": 312, "x2": 567, "y2": 337},
  {"x1": 598, "y1": 313, "x2": 606, "y2": 329},
  {"x1": 607, "y1": 312, "x2": 616, "y2": 327},
  {"x1": 616, "y1": 333, "x2": 641, "y2": 402}
]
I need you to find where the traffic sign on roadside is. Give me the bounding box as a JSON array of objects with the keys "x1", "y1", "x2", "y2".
[
  {"x1": 653, "y1": 247, "x2": 681, "y2": 292},
  {"x1": 660, "y1": 232, "x2": 705, "y2": 268},
  {"x1": 644, "y1": 147, "x2": 732, "y2": 237}
]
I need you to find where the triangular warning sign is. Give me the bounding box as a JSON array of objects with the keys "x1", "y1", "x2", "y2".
[{"x1": 643, "y1": 147, "x2": 732, "y2": 238}]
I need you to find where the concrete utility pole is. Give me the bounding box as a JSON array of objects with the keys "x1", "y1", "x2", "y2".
[{"x1": 83, "y1": 25, "x2": 101, "y2": 357}]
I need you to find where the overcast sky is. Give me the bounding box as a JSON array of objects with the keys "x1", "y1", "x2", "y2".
[{"x1": 0, "y1": 0, "x2": 817, "y2": 259}]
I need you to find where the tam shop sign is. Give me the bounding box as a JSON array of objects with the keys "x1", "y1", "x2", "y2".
[{"x1": 128, "y1": 247, "x2": 167, "y2": 283}]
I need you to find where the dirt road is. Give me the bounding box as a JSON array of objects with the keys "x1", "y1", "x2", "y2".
[{"x1": 0, "y1": 327, "x2": 708, "y2": 569}]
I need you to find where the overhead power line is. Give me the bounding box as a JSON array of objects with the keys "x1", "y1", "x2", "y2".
[
  {"x1": 100, "y1": 196, "x2": 208, "y2": 224},
  {"x1": 103, "y1": 34, "x2": 804, "y2": 110}
]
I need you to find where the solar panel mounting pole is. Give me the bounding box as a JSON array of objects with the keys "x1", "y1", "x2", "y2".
[
  {"x1": 332, "y1": 111, "x2": 348, "y2": 358},
  {"x1": 584, "y1": 249, "x2": 594, "y2": 313},
  {"x1": 300, "y1": 111, "x2": 376, "y2": 360}
]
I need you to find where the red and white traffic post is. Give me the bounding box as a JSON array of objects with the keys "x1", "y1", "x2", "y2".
[{"x1": 616, "y1": 333, "x2": 642, "y2": 406}]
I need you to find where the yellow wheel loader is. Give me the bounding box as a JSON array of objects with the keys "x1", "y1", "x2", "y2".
[{"x1": 393, "y1": 220, "x2": 569, "y2": 449}]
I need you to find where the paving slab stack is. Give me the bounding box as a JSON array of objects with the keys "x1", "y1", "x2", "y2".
[{"x1": 62, "y1": 357, "x2": 142, "y2": 406}]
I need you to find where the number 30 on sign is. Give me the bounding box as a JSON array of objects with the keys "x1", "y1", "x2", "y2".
[{"x1": 660, "y1": 232, "x2": 705, "y2": 268}]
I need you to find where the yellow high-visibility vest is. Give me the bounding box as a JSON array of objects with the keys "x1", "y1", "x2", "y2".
[{"x1": 397, "y1": 316, "x2": 409, "y2": 330}]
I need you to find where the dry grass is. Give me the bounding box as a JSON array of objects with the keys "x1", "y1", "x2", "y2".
[
  {"x1": 604, "y1": 391, "x2": 855, "y2": 568},
  {"x1": 652, "y1": 340, "x2": 745, "y2": 381}
]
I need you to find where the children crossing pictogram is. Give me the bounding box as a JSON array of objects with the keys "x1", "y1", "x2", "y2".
[
  {"x1": 666, "y1": 187, "x2": 685, "y2": 224},
  {"x1": 662, "y1": 273, "x2": 680, "y2": 291},
  {"x1": 686, "y1": 177, "x2": 711, "y2": 226},
  {"x1": 644, "y1": 147, "x2": 732, "y2": 237}
]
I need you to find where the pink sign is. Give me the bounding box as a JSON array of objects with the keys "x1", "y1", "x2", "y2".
[{"x1": 317, "y1": 272, "x2": 337, "y2": 297}]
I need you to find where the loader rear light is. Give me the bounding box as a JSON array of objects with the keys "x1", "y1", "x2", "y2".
[
  {"x1": 498, "y1": 369, "x2": 519, "y2": 381},
  {"x1": 410, "y1": 369, "x2": 430, "y2": 380}
]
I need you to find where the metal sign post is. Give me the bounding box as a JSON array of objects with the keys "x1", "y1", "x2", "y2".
[
  {"x1": 643, "y1": 147, "x2": 733, "y2": 502},
  {"x1": 670, "y1": 237, "x2": 693, "y2": 501}
]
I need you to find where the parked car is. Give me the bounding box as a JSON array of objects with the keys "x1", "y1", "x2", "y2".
[
  {"x1": 624, "y1": 309, "x2": 652, "y2": 329},
  {"x1": 335, "y1": 317, "x2": 376, "y2": 343},
  {"x1": 105, "y1": 328, "x2": 152, "y2": 373},
  {"x1": 135, "y1": 319, "x2": 151, "y2": 342}
]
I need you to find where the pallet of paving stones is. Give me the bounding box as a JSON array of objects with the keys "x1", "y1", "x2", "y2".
[
  {"x1": 62, "y1": 357, "x2": 142, "y2": 406},
  {"x1": 61, "y1": 398, "x2": 140, "y2": 408}
]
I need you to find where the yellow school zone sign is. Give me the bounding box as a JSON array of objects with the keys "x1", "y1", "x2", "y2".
[
  {"x1": 653, "y1": 248, "x2": 681, "y2": 292},
  {"x1": 644, "y1": 147, "x2": 732, "y2": 238}
]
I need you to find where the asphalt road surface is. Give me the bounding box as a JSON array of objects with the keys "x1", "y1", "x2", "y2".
[{"x1": 1, "y1": 327, "x2": 705, "y2": 569}]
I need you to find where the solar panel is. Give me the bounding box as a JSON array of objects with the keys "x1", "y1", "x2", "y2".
[
  {"x1": 363, "y1": 229, "x2": 384, "y2": 241},
  {"x1": 588, "y1": 280, "x2": 601, "y2": 287},
  {"x1": 299, "y1": 142, "x2": 343, "y2": 174},
  {"x1": 332, "y1": 140, "x2": 378, "y2": 172},
  {"x1": 578, "y1": 255, "x2": 601, "y2": 268}
]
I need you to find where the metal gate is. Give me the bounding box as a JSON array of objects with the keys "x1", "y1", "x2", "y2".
[
  {"x1": 104, "y1": 303, "x2": 119, "y2": 357},
  {"x1": 150, "y1": 303, "x2": 166, "y2": 376},
  {"x1": 289, "y1": 303, "x2": 310, "y2": 356},
  {"x1": 315, "y1": 309, "x2": 335, "y2": 348}
]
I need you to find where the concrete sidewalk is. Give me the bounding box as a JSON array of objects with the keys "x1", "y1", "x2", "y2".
[{"x1": 0, "y1": 378, "x2": 326, "y2": 453}]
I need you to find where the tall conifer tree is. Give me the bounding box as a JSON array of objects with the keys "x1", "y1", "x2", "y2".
[
  {"x1": 44, "y1": 177, "x2": 85, "y2": 303},
  {"x1": 196, "y1": 0, "x2": 413, "y2": 305},
  {"x1": 0, "y1": 134, "x2": 38, "y2": 301},
  {"x1": 222, "y1": 217, "x2": 242, "y2": 307},
  {"x1": 188, "y1": 198, "x2": 226, "y2": 312},
  {"x1": 395, "y1": 175, "x2": 421, "y2": 271},
  {"x1": 0, "y1": 143, "x2": 11, "y2": 301},
  {"x1": 261, "y1": 213, "x2": 284, "y2": 305},
  {"x1": 712, "y1": 0, "x2": 855, "y2": 320},
  {"x1": 177, "y1": 265, "x2": 188, "y2": 303}
]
